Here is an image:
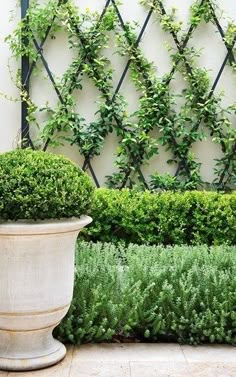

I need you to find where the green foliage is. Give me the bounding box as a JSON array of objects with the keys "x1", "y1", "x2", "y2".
[
  {"x1": 6, "y1": 0, "x2": 236, "y2": 189},
  {"x1": 83, "y1": 188, "x2": 236, "y2": 245},
  {"x1": 150, "y1": 173, "x2": 199, "y2": 191},
  {"x1": 56, "y1": 241, "x2": 236, "y2": 345},
  {"x1": 0, "y1": 149, "x2": 94, "y2": 220}
]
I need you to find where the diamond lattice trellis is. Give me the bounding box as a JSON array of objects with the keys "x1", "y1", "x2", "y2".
[{"x1": 19, "y1": 0, "x2": 236, "y2": 189}]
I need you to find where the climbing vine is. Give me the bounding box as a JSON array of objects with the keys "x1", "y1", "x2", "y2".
[{"x1": 6, "y1": 0, "x2": 236, "y2": 189}]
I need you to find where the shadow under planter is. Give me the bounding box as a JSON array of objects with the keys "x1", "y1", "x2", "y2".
[{"x1": 0, "y1": 216, "x2": 92, "y2": 371}]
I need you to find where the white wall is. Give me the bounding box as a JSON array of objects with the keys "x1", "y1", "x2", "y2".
[
  {"x1": 0, "y1": 1, "x2": 20, "y2": 152},
  {"x1": 1, "y1": 0, "x2": 235, "y2": 185}
]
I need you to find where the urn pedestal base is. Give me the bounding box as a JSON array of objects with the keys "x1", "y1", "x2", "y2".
[{"x1": 0, "y1": 327, "x2": 66, "y2": 371}]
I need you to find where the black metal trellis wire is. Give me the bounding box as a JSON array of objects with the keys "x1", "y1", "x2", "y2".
[
  {"x1": 21, "y1": 0, "x2": 31, "y2": 148},
  {"x1": 21, "y1": 0, "x2": 236, "y2": 188}
]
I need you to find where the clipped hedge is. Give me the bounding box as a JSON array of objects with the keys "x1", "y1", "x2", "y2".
[
  {"x1": 83, "y1": 189, "x2": 236, "y2": 245},
  {"x1": 56, "y1": 242, "x2": 236, "y2": 345}
]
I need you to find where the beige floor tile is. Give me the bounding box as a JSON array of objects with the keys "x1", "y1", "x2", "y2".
[
  {"x1": 0, "y1": 372, "x2": 8, "y2": 377},
  {"x1": 7, "y1": 345, "x2": 74, "y2": 377},
  {"x1": 181, "y1": 345, "x2": 236, "y2": 363},
  {"x1": 74, "y1": 343, "x2": 185, "y2": 362},
  {"x1": 70, "y1": 361, "x2": 131, "y2": 377},
  {"x1": 130, "y1": 361, "x2": 236, "y2": 377},
  {"x1": 188, "y1": 363, "x2": 236, "y2": 377},
  {"x1": 130, "y1": 361, "x2": 189, "y2": 377}
]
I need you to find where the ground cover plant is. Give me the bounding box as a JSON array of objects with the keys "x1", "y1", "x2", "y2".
[
  {"x1": 56, "y1": 241, "x2": 236, "y2": 345},
  {"x1": 83, "y1": 188, "x2": 236, "y2": 245}
]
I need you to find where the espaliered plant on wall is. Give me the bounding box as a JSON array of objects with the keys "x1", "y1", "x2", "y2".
[{"x1": 7, "y1": 0, "x2": 236, "y2": 190}]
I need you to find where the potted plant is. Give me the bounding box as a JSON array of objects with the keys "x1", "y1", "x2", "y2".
[{"x1": 0, "y1": 149, "x2": 94, "y2": 371}]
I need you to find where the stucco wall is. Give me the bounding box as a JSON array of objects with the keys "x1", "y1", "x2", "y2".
[
  {"x1": 0, "y1": 0, "x2": 235, "y2": 185},
  {"x1": 0, "y1": 1, "x2": 20, "y2": 152}
]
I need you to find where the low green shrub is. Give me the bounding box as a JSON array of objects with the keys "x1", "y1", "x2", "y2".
[
  {"x1": 83, "y1": 189, "x2": 236, "y2": 245},
  {"x1": 56, "y1": 242, "x2": 236, "y2": 345},
  {"x1": 0, "y1": 149, "x2": 94, "y2": 220}
]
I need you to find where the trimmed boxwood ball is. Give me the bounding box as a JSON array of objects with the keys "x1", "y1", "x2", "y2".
[{"x1": 0, "y1": 149, "x2": 94, "y2": 221}]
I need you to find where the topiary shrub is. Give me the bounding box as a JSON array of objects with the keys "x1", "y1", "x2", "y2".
[{"x1": 0, "y1": 149, "x2": 94, "y2": 220}]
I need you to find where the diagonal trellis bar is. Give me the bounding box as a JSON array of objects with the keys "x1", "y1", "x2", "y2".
[
  {"x1": 66, "y1": 0, "x2": 154, "y2": 188},
  {"x1": 20, "y1": 0, "x2": 114, "y2": 187},
  {"x1": 35, "y1": 0, "x2": 116, "y2": 186},
  {"x1": 43, "y1": 0, "x2": 112, "y2": 155},
  {"x1": 20, "y1": 1, "x2": 111, "y2": 186},
  {"x1": 21, "y1": 0, "x2": 64, "y2": 150},
  {"x1": 24, "y1": 0, "x2": 64, "y2": 86},
  {"x1": 208, "y1": 1, "x2": 235, "y2": 66},
  {"x1": 21, "y1": 0, "x2": 34, "y2": 149},
  {"x1": 177, "y1": 5, "x2": 236, "y2": 183}
]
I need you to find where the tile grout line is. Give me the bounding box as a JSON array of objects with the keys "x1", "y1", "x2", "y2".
[
  {"x1": 128, "y1": 361, "x2": 132, "y2": 377},
  {"x1": 180, "y1": 345, "x2": 192, "y2": 373},
  {"x1": 68, "y1": 345, "x2": 75, "y2": 377},
  {"x1": 180, "y1": 345, "x2": 189, "y2": 364}
]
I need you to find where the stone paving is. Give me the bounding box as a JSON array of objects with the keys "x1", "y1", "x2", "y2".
[{"x1": 1, "y1": 343, "x2": 236, "y2": 377}]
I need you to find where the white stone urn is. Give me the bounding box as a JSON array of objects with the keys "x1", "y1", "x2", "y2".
[{"x1": 0, "y1": 216, "x2": 92, "y2": 371}]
